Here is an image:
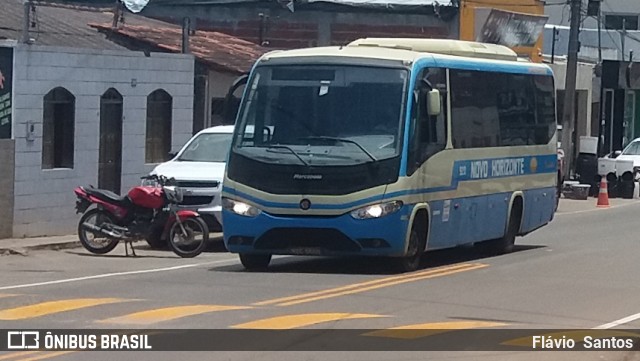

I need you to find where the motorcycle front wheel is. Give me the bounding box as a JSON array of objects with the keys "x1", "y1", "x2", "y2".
[
  {"x1": 168, "y1": 217, "x2": 209, "y2": 258},
  {"x1": 78, "y1": 208, "x2": 120, "y2": 254}
]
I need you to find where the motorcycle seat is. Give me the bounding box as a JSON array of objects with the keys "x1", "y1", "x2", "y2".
[{"x1": 84, "y1": 187, "x2": 128, "y2": 205}]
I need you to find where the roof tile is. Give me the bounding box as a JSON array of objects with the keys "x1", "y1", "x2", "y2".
[{"x1": 0, "y1": 0, "x2": 267, "y2": 73}]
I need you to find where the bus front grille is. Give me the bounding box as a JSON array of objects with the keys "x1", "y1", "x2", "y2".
[{"x1": 253, "y1": 228, "x2": 361, "y2": 252}]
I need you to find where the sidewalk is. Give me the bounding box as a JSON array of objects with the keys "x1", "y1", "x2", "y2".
[
  {"x1": 0, "y1": 235, "x2": 79, "y2": 255},
  {"x1": 556, "y1": 196, "x2": 640, "y2": 214},
  {"x1": 0, "y1": 232, "x2": 225, "y2": 255}
]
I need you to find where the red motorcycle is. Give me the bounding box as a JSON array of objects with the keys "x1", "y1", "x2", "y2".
[{"x1": 74, "y1": 175, "x2": 209, "y2": 258}]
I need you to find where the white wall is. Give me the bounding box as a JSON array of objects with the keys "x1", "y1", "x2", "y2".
[
  {"x1": 11, "y1": 45, "x2": 195, "y2": 237},
  {"x1": 549, "y1": 62, "x2": 595, "y2": 151}
]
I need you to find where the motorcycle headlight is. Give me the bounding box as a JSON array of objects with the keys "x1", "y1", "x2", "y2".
[
  {"x1": 350, "y1": 201, "x2": 403, "y2": 220},
  {"x1": 222, "y1": 198, "x2": 262, "y2": 217}
]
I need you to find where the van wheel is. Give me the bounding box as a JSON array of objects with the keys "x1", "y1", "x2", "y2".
[{"x1": 239, "y1": 253, "x2": 271, "y2": 271}]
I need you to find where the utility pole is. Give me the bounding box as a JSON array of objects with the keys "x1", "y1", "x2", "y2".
[
  {"x1": 21, "y1": 0, "x2": 31, "y2": 43},
  {"x1": 597, "y1": 0, "x2": 605, "y2": 155},
  {"x1": 597, "y1": 1, "x2": 602, "y2": 63},
  {"x1": 621, "y1": 18, "x2": 627, "y2": 61},
  {"x1": 561, "y1": 0, "x2": 582, "y2": 177},
  {"x1": 111, "y1": 0, "x2": 121, "y2": 29},
  {"x1": 181, "y1": 17, "x2": 191, "y2": 53},
  {"x1": 551, "y1": 26, "x2": 558, "y2": 64}
]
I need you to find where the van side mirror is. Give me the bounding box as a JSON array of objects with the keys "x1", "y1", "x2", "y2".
[
  {"x1": 168, "y1": 151, "x2": 177, "y2": 159},
  {"x1": 613, "y1": 150, "x2": 622, "y2": 158},
  {"x1": 427, "y1": 89, "x2": 441, "y2": 116}
]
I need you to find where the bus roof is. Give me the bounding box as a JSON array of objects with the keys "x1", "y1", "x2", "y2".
[
  {"x1": 348, "y1": 38, "x2": 519, "y2": 61},
  {"x1": 259, "y1": 38, "x2": 552, "y2": 75}
]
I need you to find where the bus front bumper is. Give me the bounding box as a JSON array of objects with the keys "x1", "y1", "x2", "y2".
[{"x1": 222, "y1": 206, "x2": 412, "y2": 257}]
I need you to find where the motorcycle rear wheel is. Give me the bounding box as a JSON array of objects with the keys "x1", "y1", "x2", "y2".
[
  {"x1": 168, "y1": 217, "x2": 209, "y2": 258},
  {"x1": 78, "y1": 208, "x2": 120, "y2": 254}
]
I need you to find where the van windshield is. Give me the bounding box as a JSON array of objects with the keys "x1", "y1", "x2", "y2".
[{"x1": 178, "y1": 133, "x2": 233, "y2": 162}]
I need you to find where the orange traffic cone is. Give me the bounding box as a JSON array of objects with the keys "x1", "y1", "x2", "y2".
[{"x1": 597, "y1": 176, "x2": 610, "y2": 208}]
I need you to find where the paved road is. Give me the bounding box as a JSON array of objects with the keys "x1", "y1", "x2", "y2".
[{"x1": 0, "y1": 200, "x2": 640, "y2": 360}]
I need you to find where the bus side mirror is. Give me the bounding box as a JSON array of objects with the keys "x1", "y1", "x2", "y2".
[
  {"x1": 427, "y1": 89, "x2": 441, "y2": 116},
  {"x1": 223, "y1": 74, "x2": 249, "y2": 125}
]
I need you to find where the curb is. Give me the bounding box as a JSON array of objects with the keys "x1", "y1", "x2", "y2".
[{"x1": 0, "y1": 240, "x2": 81, "y2": 256}]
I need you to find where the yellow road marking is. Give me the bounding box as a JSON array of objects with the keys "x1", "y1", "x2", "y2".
[
  {"x1": 254, "y1": 263, "x2": 487, "y2": 307},
  {"x1": 98, "y1": 305, "x2": 251, "y2": 325},
  {"x1": 0, "y1": 352, "x2": 40, "y2": 361},
  {"x1": 363, "y1": 320, "x2": 507, "y2": 339},
  {"x1": 502, "y1": 330, "x2": 640, "y2": 347},
  {"x1": 0, "y1": 298, "x2": 127, "y2": 320},
  {"x1": 15, "y1": 351, "x2": 74, "y2": 361},
  {"x1": 280, "y1": 264, "x2": 487, "y2": 306},
  {"x1": 231, "y1": 313, "x2": 385, "y2": 329}
]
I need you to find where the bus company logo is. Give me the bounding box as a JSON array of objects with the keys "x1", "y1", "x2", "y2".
[
  {"x1": 7, "y1": 331, "x2": 40, "y2": 349},
  {"x1": 293, "y1": 174, "x2": 322, "y2": 180},
  {"x1": 299, "y1": 198, "x2": 311, "y2": 210},
  {"x1": 529, "y1": 157, "x2": 538, "y2": 173}
]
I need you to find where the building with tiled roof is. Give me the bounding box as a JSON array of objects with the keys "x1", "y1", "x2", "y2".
[{"x1": 0, "y1": 1, "x2": 268, "y2": 239}]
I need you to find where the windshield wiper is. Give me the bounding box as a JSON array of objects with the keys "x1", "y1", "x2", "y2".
[
  {"x1": 299, "y1": 136, "x2": 377, "y2": 162},
  {"x1": 264, "y1": 145, "x2": 309, "y2": 166}
]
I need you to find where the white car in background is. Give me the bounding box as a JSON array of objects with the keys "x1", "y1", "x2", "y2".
[
  {"x1": 612, "y1": 138, "x2": 640, "y2": 169},
  {"x1": 144, "y1": 125, "x2": 234, "y2": 246}
]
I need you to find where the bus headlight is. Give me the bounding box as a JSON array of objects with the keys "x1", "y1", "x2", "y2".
[
  {"x1": 222, "y1": 198, "x2": 261, "y2": 217},
  {"x1": 350, "y1": 201, "x2": 403, "y2": 219}
]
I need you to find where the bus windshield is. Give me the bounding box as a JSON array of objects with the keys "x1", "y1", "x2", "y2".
[{"x1": 232, "y1": 65, "x2": 408, "y2": 166}]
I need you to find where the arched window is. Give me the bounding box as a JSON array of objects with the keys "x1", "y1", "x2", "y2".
[
  {"x1": 146, "y1": 89, "x2": 172, "y2": 163},
  {"x1": 42, "y1": 87, "x2": 75, "y2": 169},
  {"x1": 99, "y1": 88, "x2": 123, "y2": 193}
]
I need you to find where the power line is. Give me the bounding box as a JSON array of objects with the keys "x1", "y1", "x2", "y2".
[{"x1": 461, "y1": 0, "x2": 565, "y2": 6}]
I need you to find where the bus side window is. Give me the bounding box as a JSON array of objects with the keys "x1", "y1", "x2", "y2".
[{"x1": 407, "y1": 68, "x2": 447, "y2": 176}]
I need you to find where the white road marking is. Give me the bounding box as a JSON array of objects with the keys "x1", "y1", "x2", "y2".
[
  {"x1": 0, "y1": 258, "x2": 239, "y2": 291},
  {"x1": 594, "y1": 312, "x2": 640, "y2": 329}
]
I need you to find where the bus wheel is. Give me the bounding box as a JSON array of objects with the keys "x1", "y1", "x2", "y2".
[
  {"x1": 239, "y1": 253, "x2": 271, "y2": 271},
  {"x1": 393, "y1": 221, "x2": 426, "y2": 273},
  {"x1": 492, "y1": 198, "x2": 523, "y2": 255}
]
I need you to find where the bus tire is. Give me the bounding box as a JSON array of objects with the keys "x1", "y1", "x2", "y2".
[
  {"x1": 555, "y1": 171, "x2": 562, "y2": 212},
  {"x1": 239, "y1": 253, "x2": 271, "y2": 271},
  {"x1": 393, "y1": 216, "x2": 427, "y2": 273},
  {"x1": 494, "y1": 197, "x2": 523, "y2": 255}
]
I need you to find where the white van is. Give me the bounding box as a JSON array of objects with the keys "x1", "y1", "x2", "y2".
[{"x1": 145, "y1": 125, "x2": 234, "y2": 238}]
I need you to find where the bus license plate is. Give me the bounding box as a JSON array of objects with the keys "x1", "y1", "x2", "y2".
[{"x1": 290, "y1": 248, "x2": 322, "y2": 255}]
